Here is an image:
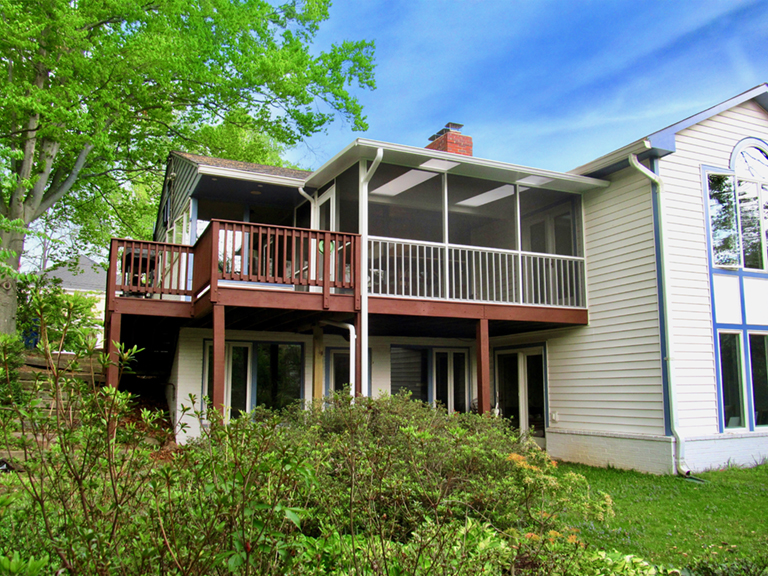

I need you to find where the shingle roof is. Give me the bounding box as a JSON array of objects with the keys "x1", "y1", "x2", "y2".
[
  {"x1": 172, "y1": 151, "x2": 311, "y2": 180},
  {"x1": 43, "y1": 256, "x2": 106, "y2": 292}
]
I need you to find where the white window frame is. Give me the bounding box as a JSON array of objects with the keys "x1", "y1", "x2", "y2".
[
  {"x1": 202, "y1": 341, "x2": 253, "y2": 420},
  {"x1": 432, "y1": 348, "x2": 469, "y2": 413}
]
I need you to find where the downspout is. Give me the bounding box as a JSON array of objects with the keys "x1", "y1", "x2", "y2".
[
  {"x1": 298, "y1": 187, "x2": 315, "y2": 223},
  {"x1": 360, "y1": 148, "x2": 384, "y2": 397},
  {"x1": 320, "y1": 321, "x2": 356, "y2": 395},
  {"x1": 628, "y1": 153, "x2": 692, "y2": 477}
]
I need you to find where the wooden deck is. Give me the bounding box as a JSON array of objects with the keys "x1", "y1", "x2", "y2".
[{"x1": 105, "y1": 220, "x2": 588, "y2": 414}]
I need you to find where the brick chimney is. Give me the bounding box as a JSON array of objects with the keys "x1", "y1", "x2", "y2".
[{"x1": 426, "y1": 122, "x2": 472, "y2": 156}]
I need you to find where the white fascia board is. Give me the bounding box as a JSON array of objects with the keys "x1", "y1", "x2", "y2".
[
  {"x1": 646, "y1": 83, "x2": 768, "y2": 152},
  {"x1": 307, "y1": 138, "x2": 609, "y2": 192},
  {"x1": 570, "y1": 139, "x2": 652, "y2": 177},
  {"x1": 196, "y1": 165, "x2": 307, "y2": 188}
]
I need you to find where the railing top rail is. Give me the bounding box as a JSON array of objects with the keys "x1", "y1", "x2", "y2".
[
  {"x1": 368, "y1": 236, "x2": 585, "y2": 262},
  {"x1": 111, "y1": 238, "x2": 194, "y2": 249},
  {"x1": 208, "y1": 219, "x2": 361, "y2": 238},
  {"x1": 368, "y1": 236, "x2": 445, "y2": 248},
  {"x1": 518, "y1": 250, "x2": 584, "y2": 262}
]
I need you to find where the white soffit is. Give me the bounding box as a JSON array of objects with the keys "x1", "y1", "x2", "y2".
[
  {"x1": 370, "y1": 169, "x2": 439, "y2": 196},
  {"x1": 456, "y1": 184, "x2": 516, "y2": 207},
  {"x1": 419, "y1": 158, "x2": 461, "y2": 171},
  {"x1": 306, "y1": 138, "x2": 609, "y2": 193}
]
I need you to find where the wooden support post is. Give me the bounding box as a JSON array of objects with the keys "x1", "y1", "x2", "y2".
[
  {"x1": 212, "y1": 304, "x2": 226, "y2": 413},
  {"x1": 105, "y1": 311, "x2": 121, "y2": 388},
  {"x1": 355, "y1": 312, "x2": 363, "y2": 397},
  {"x1": 476, "y1": 318, "x2": 490, "y2": 415},
  {"x1": 313, "y1": 326, "x2": 324, "y2": 400},
  {"x1": 322, "y1": 232, "x2": 331, "y2": 309}
]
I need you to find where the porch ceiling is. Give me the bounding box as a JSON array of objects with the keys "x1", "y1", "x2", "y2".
[
  {"x1": 305, "y1": 139, "x2": 609, "y2": 194},
  {"x1": 192, "y1": 175, "x2": 308, "y2": 208}
]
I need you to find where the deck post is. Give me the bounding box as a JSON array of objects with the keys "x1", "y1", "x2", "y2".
[
  {"x1": 312, "y1": 326, "x2": 324, "y2": 400},
  {"x1": 476, "y1": 318, "x2": 491, "y2": 414},
  {"x1": 354, "y1": 312, "x2": 363, "y2": 397},
  {"x1": 212, "y1": 303, "x2": 226, "y2": 414},
  {"x1": 105, "y1": 311, "x2": 121, "y2": 388}
]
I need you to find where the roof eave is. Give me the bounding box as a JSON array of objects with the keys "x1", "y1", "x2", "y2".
[{"x1": 306, "y1": 138, "x2": 609, "y2": 193}]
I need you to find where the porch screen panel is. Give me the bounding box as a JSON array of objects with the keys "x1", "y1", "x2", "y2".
[
  {"x1": 391, "y1": 347, "x2": 428, "y2": 402},
  {"x1": 749, "y1": 335, "x2": 768, "y2": 427},
  {"x1": 447, "y1": 175, "x2": 517, "y2": 250},
  {"x1": 368, "y1": 163, "x2": 443, "y2": 243}
]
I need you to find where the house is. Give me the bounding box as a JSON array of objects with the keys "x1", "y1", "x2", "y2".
[{"x1": 105, "y1": 85, "x2": 768, "y2": 474}]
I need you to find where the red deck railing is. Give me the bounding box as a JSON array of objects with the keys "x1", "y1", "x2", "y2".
[
  {"x1": 108, "y1": 239, "x2": 194, "y2": 298},
  {"x1": 108, "y1": 220, "x2": 362, "y2": 305}
]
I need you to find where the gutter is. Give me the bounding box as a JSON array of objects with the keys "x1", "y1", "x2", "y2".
[{"x1": 628, "y1": 154, "x2": 692, "y2": 477}]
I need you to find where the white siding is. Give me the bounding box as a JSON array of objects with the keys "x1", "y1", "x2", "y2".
[
  {"x1": 493, "y1": 166, "x2": 666, "y2": 436},
  {"x1": 658, "y1": 99, "x2": 768, "y2": 436}
]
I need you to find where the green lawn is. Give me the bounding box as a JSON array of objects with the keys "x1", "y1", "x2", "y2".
[{"x1": 558, "y1": 462, "x2": 768, "y2": 567}]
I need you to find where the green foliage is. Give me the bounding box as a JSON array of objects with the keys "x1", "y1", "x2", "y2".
[
  {"x1": 16, "y1": 274, "x2": 101, "y2": 351},
  {"x1": 0, "y1": 333, "x2": 24, "y2": 406},
  {"x1": 686, "y1": 549, "x2": 768, "y2": 576},
  {"x1": 0, "y1": 0, "x2": 375, "y2": 230},
  {"x1": 557, "y1": 462, "x2": 768, "y2": 569},
  {"x1": 0, "y1": 552, "x2": 49, "y2": 576}
]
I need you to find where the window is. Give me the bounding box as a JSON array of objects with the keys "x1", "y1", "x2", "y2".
[
  {"x1": 203, "y1": 341, "x2": 302, "y2": 415},
  {"x1": 719, "y1": 333, "x2": 745, "y2": 429},
  {"x1": 707, "y1": 144, "x2": 768, "y2": 270},
  {"x1": 390, "y1": 347, "x2": 429, "y2": 402},
  {"x1": 204, "y1": 342, "x2": 253, "y2": 418},
  {"x1": 749, "y1": 334, "x2": 768, "y2": 427}
]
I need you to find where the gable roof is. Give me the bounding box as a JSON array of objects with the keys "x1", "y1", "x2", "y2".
[
  {"x1": 573, "y1": 83, "x2": 768, "y2": 178},
  {"x1": 172, "y1": 151, "x2": 311, "y2": 181},
  {"x1": 43, "y1": 256, "x2": 106, "y2": 292}
]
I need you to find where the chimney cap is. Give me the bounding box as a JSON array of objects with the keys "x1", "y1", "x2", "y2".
[{"x1": 428, "y1": 122, "x2": 464, "y2": 142}]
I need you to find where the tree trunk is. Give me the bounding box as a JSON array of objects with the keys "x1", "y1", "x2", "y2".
[{"x1": 0, "y1": 228, "x2": 26, "y2": 335}]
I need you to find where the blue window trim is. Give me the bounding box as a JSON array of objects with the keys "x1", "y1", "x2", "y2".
[
  {"x1": 491, "y1": 342, "x2": 548, "y2": 428},
  {"x1": 324, "y1": 346, "x2": 372, "y2": 396},
  {"x1": 729, "y1": 137, "x2": 768, "y2": 170},
  {"x1": 700, "y1": 159, "x2": 768, "y2": 433}
]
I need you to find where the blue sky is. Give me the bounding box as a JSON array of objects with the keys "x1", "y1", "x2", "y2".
[{"x1": 285, "y1": 0, "x2": 768, "y2": 173}]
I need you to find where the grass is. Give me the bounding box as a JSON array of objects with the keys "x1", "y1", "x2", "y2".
[{"x1": 558, "y1": 462, "x2": 768, "y2": 567}]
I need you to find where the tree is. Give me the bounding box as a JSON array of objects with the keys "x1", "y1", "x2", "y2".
[{"x1": 0, "y1": 0, "x2": 375, "y2": 333}]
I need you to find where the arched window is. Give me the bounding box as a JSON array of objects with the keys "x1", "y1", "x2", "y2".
[
  {"x1": 706, "y1": 139, "x2": 768, "y2": 270},
  {"x1": 733, "y1": 143, "x2": 768, "y2": 269}
]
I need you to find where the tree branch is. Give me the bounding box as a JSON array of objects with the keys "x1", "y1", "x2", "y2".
[
  {"x1": 24, "y1": 138, "x2": 61, "y2": 221},
  {"x1": 32, "y1": 143, "x2": 95, "y2": 222}
]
